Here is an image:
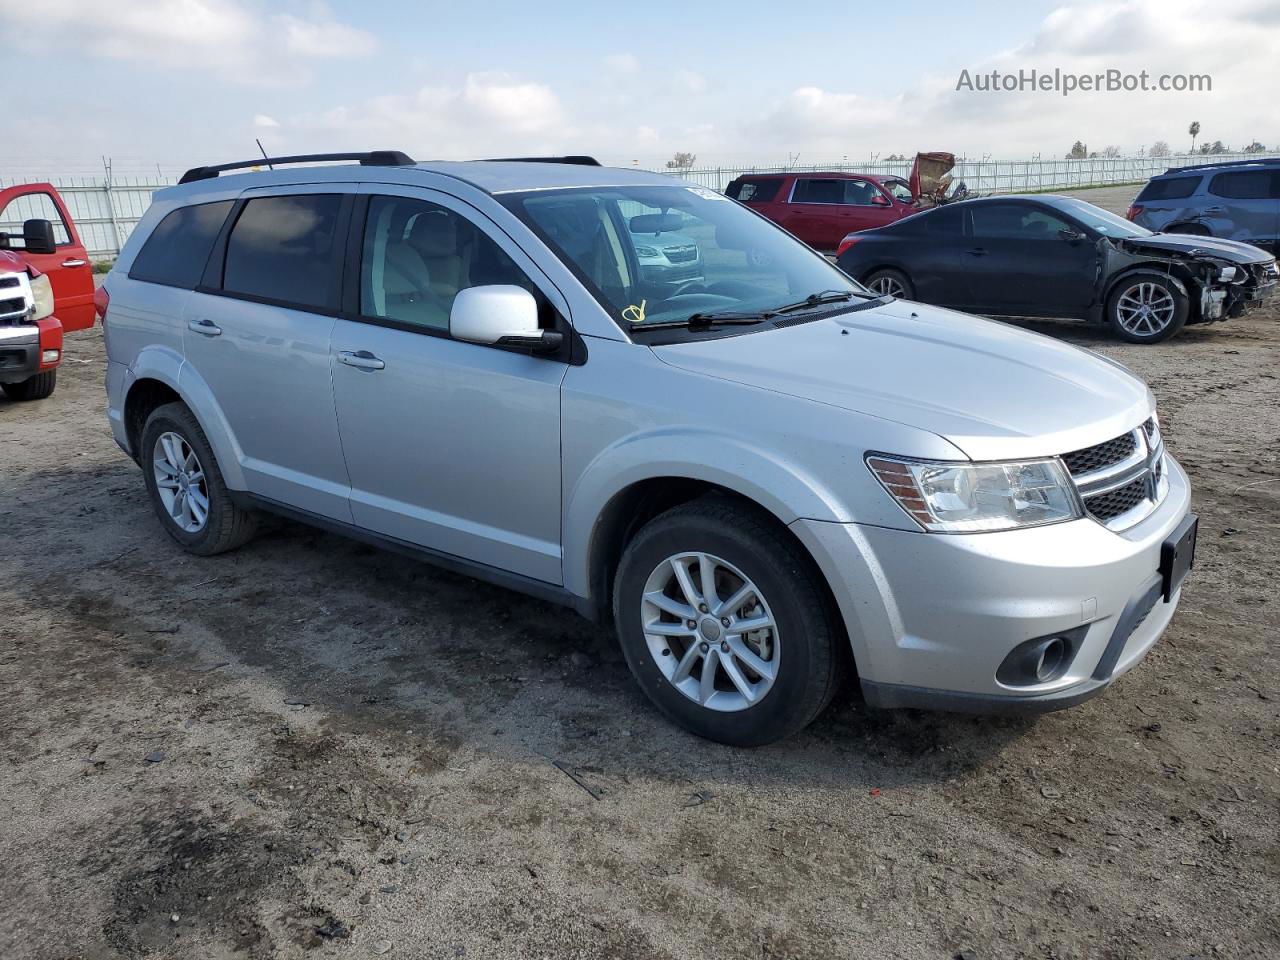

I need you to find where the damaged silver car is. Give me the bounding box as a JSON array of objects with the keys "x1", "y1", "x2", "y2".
[{"x1": 837, "y1": 194, "x2": 1278, "y2": 343}]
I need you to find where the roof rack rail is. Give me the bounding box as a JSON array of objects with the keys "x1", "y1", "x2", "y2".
[
  {"x1": 178, "y1": 150, "x2": 416, "y2": 185},
  {"x1": 480, "y1": 155, "x2": 601, "y2": 166},
  {"x1": 1163, "y1": 157, "x2": 1278, "y2": 175}
]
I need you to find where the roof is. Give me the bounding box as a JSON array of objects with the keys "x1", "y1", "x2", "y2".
[
  {"x1": 163, "y1": 158, "x2": 681, "y2": 202},
  {"x1": 1157, "y1": 158, "x2": 1280, "y2": 176},
  {"x1": 733, "y1": 171, "x2": 905, "y2": 183}
]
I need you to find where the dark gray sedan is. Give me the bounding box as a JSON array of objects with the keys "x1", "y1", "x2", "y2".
[{"x1": 836, "y1": 195, "x2": 1278, "y2": 343}]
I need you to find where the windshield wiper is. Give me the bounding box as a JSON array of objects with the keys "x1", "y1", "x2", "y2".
[
  {"x1": 772, "y1": 290, "x2": 861, "y2": 314},
  {"x1": 632, "y1": 309, "x2": 776, "y2": 331}
]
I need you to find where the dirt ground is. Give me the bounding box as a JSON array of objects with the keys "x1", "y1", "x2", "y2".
[{"x1": 2, "y1": 185, "x2": 1277, "y2": 960}]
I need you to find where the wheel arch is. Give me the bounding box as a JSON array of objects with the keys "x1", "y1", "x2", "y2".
[{"x1": 122, "y1": 354, "x2": 247, "y2": 490}]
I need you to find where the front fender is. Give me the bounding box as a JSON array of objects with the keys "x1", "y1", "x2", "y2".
[{"x1": 562, "y1": 427, "x2": 849, "y2": 599}]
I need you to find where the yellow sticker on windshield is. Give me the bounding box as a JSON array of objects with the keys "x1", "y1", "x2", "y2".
[{"x1": 622, "y1": 300, "x2": 647, "y2": 324}]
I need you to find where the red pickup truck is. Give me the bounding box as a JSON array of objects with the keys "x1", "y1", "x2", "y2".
[{"x1": 0, "y1": 183, "x2": 97, "y2": 400}]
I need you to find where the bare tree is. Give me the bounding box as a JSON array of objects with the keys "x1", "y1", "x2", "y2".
[
  {"x1": 665, "y1": 152, "x2": 697, "y2": 171},
  {"x1": 1101, "y1": 145, "x2": 1121, "y2": 158},
  {"x1": 1149, "y1": 140, "x2": 1170, "y2": 157},
  {"x1": 1198, "y1": 140, "x2": 1227, "y2": 155},
  {"x1": 1065, "y1": 140, "x2": 1088, "y2": 159},
  {"x1": 1243, "y1": 140, "x2": 1267, "y2": 153},
  {"x1": 1188, "y1": 121, "x2": 1201, "y2": 153}
]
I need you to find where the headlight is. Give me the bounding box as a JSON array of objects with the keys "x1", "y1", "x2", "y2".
[
  {"x1": 867, "y1": 455, "x2": 1082, "y2": 533},
  {"x1": 30, "y1": 273, "x2": 54, "y2": 321},
  {"x1": 634, "y1": 246, "x2": 660, "y2": 258}
]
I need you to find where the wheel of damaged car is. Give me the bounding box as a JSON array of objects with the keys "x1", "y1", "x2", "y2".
[
  {"x1": 1, "y1": 369, "x2": 57, "y2": 401},
  {"x1": 1106, "y1": 272, "x2": 1188, "y2": 344},
  {"x1": 613, "y1": 496, "x2": 843, "y2": 746},
  {"x1": 141, "y1": 402, "x2": 258, "y2": 556}
]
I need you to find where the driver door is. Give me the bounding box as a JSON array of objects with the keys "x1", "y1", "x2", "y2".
[{"x1": 329, "y1": 186, "x2": 570, "y2": 584}]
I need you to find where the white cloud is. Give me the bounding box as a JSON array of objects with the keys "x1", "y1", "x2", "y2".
[
  {"x1": 676, "y1": 70, "x2": 707, "y2": 95},
  {"x1": 253, "y1": 114, "x2": 280, "y2": 128},
  {"x1": 0, "y1": 0, "x2": 376, "y2": 84}
]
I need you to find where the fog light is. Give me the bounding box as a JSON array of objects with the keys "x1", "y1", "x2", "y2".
[
  {"x1": 996, "y1": 626, "x2": 1087, "y2": 687},
  {"x1": 41, "y1": 349, "x2": 60, "y2": 364}
]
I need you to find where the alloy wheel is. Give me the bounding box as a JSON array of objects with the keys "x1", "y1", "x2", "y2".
[
  {"x1": 868, "y1": 275, "x2": 906, "y2": 298},
  {"x1": 1115, "y1": 281, "x2": 1176, "y2": 337},
  {"x1": 640, "y1": 552, "x2": 779, "y2": 712},
  {"x1": 152, "y1": 431, "x2": 209, "y2": 533}
]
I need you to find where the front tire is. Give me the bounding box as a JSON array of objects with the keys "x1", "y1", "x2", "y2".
[
  {"x1": 613, "y1": 497, "x2": 843, "y2": 746},
  {"x1": 1106, "y1": 272, "x2": 1188, "y2": 343},
  {"x1": 1, "y1": 369, "x2": 56, "y2": 401},
  {"x1": 141, "y1": 402, "x2": 257, "y2": 556}
]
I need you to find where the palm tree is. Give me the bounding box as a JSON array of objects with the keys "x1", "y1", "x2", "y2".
[{"x1": 1188, "y1": 121, "x2": 1201, "y2": 154}]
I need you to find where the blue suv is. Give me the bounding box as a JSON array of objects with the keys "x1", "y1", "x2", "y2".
[{"x1": 1128, "y1": 159, "x2": 1280, "y2": 253}]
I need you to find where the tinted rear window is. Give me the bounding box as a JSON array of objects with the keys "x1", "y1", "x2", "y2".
[
  {"x1": 1209, "y1": 170, "x2": 1276, "y2": 199},
  {"x1": 917, "y1": 206, "x2": 964, "y2": 235},
  {"x1": 129, "y1": 200, "x2": 233, "y2": 288},
  {"x1": 727, "y1": 178, "x2": 783, "y2": 202},
  {"x1": 1135, "y1": 176, "x2": 1200, "y2": 202},
  {"x1": 222, "y1": 195, "x2": 343, "y2": 310}
]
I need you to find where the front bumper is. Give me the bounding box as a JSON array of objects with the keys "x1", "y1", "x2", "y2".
[
  {"x1": 790, "y1": 453, "x2": 1193, "y2": 713},
  {"x1": 0, "y1": 318, "x2": 62, "y2": 383}
]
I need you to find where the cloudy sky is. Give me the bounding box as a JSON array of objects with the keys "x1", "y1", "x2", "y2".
[{"x1": 2, "y1": 0, "x2": 1277, "y2": 176}]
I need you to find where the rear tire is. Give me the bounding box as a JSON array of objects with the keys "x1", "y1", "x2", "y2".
[
  {"x1": 2, "y1": 369, "x2": 56, "y2": 401},
  {"x1": 613, "y1": 496, "x2": 843, "y2": 746},
  {"x1": 1106, "y1": 271, "x2": 1189, "y2": 344},
  {"x1": 863, "y1": 268, "x2": 914, "y2": 299},
  {"x1": 141, "y1": 402, "x2": 257, "y2": 556}
]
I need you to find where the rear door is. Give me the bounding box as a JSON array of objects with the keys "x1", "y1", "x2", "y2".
[
  {"x1": 0, "y1": 185, "x2": 96, "y2": 331},
  {"x1": 1207, "y1": 170, "x2": 1280, "y2": 249},
  {"x1": 964, "y1": 202, "x2": 1097, "y2": 316},
  {"x1": 182, "y1": 186, "x2": 355, "y2": 521},
  {"x1": 779, "y1": 178, "x2": 857, "y2": 251}
]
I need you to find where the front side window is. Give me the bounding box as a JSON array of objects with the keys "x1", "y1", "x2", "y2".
[
  {"x1": 360, "y1": 195, "x2": 534, "y2": 332},
  {"x1": 883, "y1": 179, "x2": 914, "y2": 202},
  {"x1": 842, "y1": 179, "x2": 881, "y2": 205},
  {"x1": 222, "y1": 194, "x2": 344, "y2": 310},
  {"x1": 0, "y1": 191, "x2": 72, "y2": 246},
  {"x1": 131, "y1": 200, "x2": 233, "y2": 288},
  {"x1": 506, "y1": 185, "x2": 864, "y2": 331},
  {"x1": 1209, "y1": 170, "x2": 1274, "y2": 200},
  {"x1": 970, "y1": 204, "x2": 1074, "y2": 240}
]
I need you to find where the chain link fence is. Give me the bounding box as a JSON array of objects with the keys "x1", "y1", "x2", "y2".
[{"x1": 2, "y1": 153, "x2": 1261, "y2": 259}]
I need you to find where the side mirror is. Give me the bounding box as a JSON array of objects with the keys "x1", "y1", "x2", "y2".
[
  {"x1": 871, "y1": 194, "x2": 891, "y2": 207},
  {"x1": 450, "y1": 285, "x2": 563, "y2": 353},
  {"x1": 1059, "y1": 228, "x2": 1086, "y2": 244},
  {"x1": 23, "y1": 219, "x2": 57, "y2": 255}
]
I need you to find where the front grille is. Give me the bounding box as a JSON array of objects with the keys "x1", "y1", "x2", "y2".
[
  {"x1": 664, "y1": 245, "x2": 698, "y2": 263},
  {"x1": 1086, "y1": 476, "x2": 1149, "y2": 522},
  {"x1": 1062, "y1": 432, "x2": 1136, "y2": 475},
  {"x1": 0, "y1": 276, "x2": 19, "y2": 290},
  {"x1": 0, "y1": 295, "x2": 28, "y2": 320}
]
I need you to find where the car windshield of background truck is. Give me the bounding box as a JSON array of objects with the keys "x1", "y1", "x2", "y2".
[{"x1": 507, "y1": 185, "x2": 863, "y2": 328}]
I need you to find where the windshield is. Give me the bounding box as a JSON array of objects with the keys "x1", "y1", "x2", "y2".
[
  {"x1": 883, "y1": 179, "x2": 914, "y2": 202},
  {"x1": 503, "y1": 185, "x2": 866, "y2": 329},
  {"x1": 1057, "y1": 197, "x2": 1154, "y2": 238}
]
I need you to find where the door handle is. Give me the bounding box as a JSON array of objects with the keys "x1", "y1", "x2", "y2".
[
  {"x1": 1201, "y1": 206, "x2": 1225, "y2": 215},
  {"x1": 187, "y1": 318, "x2": 222, "y2": 337},
  {"x1": 966, "y1": 247, "x2": 988, "y2": 256},
  {"x1": 61, "y1": 258, "x2": 87, "y2": 268},
  {"x1": 339, "y1": 350, "x2": 385, "y2": 371}
]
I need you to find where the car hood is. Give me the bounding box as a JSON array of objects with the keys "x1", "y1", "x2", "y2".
[
  {"x1": 1120, "y1": 232, "x2": 1274, "y2": 264},
  {"x1": 651, "y1": 299, "x2": 1154, "y2": 461}
]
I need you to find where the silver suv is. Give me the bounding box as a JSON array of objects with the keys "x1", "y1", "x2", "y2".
[{"x1": 101, "y1": 152, "x2": 1197, "y2": 745}]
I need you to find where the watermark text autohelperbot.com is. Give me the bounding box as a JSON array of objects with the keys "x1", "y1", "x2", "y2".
[{"x1": 956, "y1": 68, "x2": 1211, "y2": 96}]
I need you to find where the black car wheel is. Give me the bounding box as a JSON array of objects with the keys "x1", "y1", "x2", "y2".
[
  {"x1": 863, "y1": 268, "x2": 914, "y2": 300},
  {"x1": 1, "y1": 369, "x2": 57, "y2": 401},
  {"x1": 141, "y1": 402, "x2": 258, "y2": 556},
  {"x1": 613, "y1": 496, "x2": 843, "y2": 746},
  {"x1": 1106, "y1": 272, "x2": 1189, "y2": 344}
]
